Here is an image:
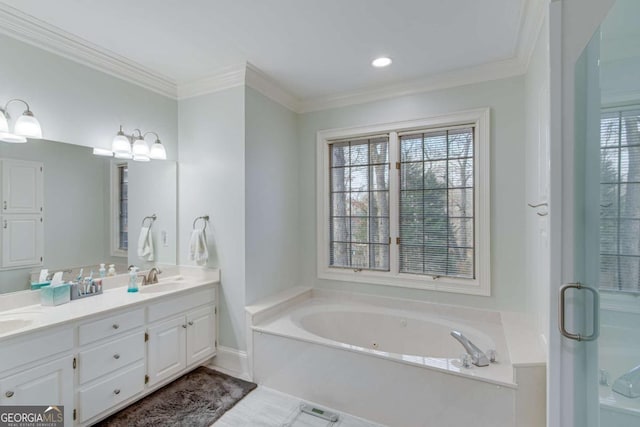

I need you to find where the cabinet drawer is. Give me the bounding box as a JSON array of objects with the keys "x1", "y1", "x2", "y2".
[
  {"x1": 148, "y1": 287, "x2": 215, "y2": 322},
  {"x1": 0, "y1": 327, "x2": 73, "y2": 374},
  {"x1": 78, "y1": 362, "x2": 145, "y2": 422},
  {"x1": 79, "y1": 331, "x2": 145, "y2": 385},
  {"x1": 79, "y1": 308, "x2": 144, "y2": 346}
]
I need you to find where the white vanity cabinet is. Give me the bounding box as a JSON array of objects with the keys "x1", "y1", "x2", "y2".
[
  {"x1": 0, "y1": 158, "x2": 44, "y2": 269},
  {"x1": 146, "y1": 287, "x2": 216, "y2": 387},
  {"x1": 76, "y1": 309, "x2": 146, "y2": 424},
  {"x1": 0, "y1": 279, "x2": 218, "y2": 427},
  {"x1": 0, "y1": 356, "x2": 74, "y2": 407},
  {"x1": 0, "y1": 327, "x2": 74, "y2": 427}
]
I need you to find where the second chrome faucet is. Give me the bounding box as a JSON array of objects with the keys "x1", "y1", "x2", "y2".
[{"x1": 450, "y1": 330, "x2": 494, "y2": 367}]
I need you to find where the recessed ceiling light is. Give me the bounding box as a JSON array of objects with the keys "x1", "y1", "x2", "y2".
[{"x1": 372, "y1": 57, "x2": 392, "y2": 68}]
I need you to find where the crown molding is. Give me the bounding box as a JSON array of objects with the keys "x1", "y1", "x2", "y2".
[
  {"x1": 298, "y1": 57, "x2": 526, "y2": 113},
  {"x1": 0, "y1": 1, "x2": 546, "y2": 113},
  {"x1": 514, "y1": 0, "x2": 548, "y2": 68},
  {"x1": 0, "y1": 3, "x2": 177, "y2": 98},
  {"x1": 245, "y1": 63, "x2": 300, "y2": 112},
  {"x1": 176, "y1": 64, "x2": 246, "y2": 100}
]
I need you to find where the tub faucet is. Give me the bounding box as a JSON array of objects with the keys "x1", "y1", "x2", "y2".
[{"x1": 450, "y1": 330, "x2": 491, "y2": 367}]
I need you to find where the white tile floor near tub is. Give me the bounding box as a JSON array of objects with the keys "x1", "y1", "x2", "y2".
[{"x1": 213, "y1": 386, "x2": 385, "y2": 427}]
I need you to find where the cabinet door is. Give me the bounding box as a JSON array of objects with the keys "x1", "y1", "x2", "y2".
[
  {"x1": 1, "y1": 214, "x2": 43, "y2": 268},
  {"x1": 147, "y1": 315, "x2": 186, "y2": 386},
  {"x1": 0, "y1": 355, "x2": 74, "y2": 427},
  {"x1": 186, "y1": 306, "x2": 216, "y2": 365},
  {"x1": 1, "y1": 159, "x2": 44, "y2": 214}
]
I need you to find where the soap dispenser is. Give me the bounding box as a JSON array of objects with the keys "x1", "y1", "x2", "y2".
[
  {"x1": 128, "y1": 267, "x2": 139, "y2": 293},
  {"x1": 99, "y1": 263, "x2": 106, "y2": 278}
]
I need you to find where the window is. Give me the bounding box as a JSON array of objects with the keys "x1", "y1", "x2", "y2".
[
  {"x1": 600, "y1": 108, "x2": 640, "y2": 292},
  {"x1": 318, "y1": 109, "x2": 490, "y2": 295},
  {"x1": 111, "y1": 162, "x2": 128, "y2": 257}
]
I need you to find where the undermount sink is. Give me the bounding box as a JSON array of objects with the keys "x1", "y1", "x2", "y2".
[
  {"x1": 139, "y1": 282, "x2": 185, "y2": 294},
  {"x1": 0, "y1": 318, "x2": 33, "y2": 334}
]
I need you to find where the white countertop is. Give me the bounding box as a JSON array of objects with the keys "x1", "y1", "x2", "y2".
[{"x1": 0, "y1": 267, "x2": 219, "y2": 342}]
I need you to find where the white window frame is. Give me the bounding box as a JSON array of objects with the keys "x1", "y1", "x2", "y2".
[
  {"x1": 317, "y1": 108, "x2": 491, "y2": 296},
  {"x1": 110, "y1": 160, "x2": 128, "y2": 258}
]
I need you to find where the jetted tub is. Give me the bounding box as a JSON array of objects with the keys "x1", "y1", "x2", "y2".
[{"x1": 246, "y1": 288, "x2": 546, "y2": 427}]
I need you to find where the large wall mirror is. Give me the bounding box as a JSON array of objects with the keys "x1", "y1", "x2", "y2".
[{"x1": 0, "y1": 139, "x2": 177, "y2": 294}]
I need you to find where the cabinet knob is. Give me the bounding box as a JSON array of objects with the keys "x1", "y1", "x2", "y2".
[
  {"x1": 113, "y1": 389, "x2": 120, "y2": 395},
  {"x1": 3, "y1": 201, "x2": 6, "y2": 210},
  {"x1": 5, "y1": 391, "x2": 14, "y2": 398},
  {"x1": 188, "y1": 321, "x2": 194, "y2": 326},
  {"x1": 113, "y1": 354, "x2": 120, "y2": 360},
  {"x1": 182, "y1": 324, "x2": 187, "y2": 328},
  {"x1": 112, "y1": 324, "x2": 119, "y2": 330}
]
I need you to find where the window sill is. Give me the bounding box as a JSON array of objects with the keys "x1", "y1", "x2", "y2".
[{"x1": 318, "y1": 268, "x2": 490, "y2": 296}]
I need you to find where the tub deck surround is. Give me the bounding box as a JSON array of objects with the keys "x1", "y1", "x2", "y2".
[
  {"x1": 246, "y1": 287, "x2": 546, "y2": 386},
  {"x1": 0, "y1": 266, "x2": 220, "y2": 341},
  {"x1": 246, "y1": 288, "x2": 547, "y2": 427}
]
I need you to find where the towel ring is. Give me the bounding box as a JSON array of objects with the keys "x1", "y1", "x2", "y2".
[
  {"x1": 193, "y1": 215, "x2": 209, "y2": 231},
  {"x1": 142, "y1": 214, "x2": 157, "y2": 227}
]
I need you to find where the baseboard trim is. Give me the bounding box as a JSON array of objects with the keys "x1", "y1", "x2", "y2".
[{"x1": 209, "y1": 346, "x2": 250, "y2": 381}]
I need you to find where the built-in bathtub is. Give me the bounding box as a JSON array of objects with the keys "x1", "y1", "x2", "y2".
[{"x1": 246, "y1": 287, "x2": 546, "y2": 427}]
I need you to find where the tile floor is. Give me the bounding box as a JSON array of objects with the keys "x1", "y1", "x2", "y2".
[{"x1": 214, "y1": 386, "x2": 384, "y2": 427}]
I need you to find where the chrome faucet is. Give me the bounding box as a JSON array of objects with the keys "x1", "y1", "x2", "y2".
[
  {"x1": 145, "y1": 267, "x2": 161, "y2": 285},
  {"x1": 451, "y1": 330, "x2": 491, "y2": 367},
  {"x1": 613, "y1": 364, "x2": 640, "y2": 398}
]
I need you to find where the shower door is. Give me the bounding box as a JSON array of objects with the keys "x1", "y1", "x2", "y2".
[{"x1": 555, "y1": 1, "x2": 640, "y2": 426}]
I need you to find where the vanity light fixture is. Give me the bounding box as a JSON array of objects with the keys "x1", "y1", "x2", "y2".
[
  {"x1": 371, "y1": 57, "x2": 392, "y2": 68},
  {"x1": 0, "y1": 98, "x2": 43, "y2": 143},
  {"x1": 105, "y1": 126, "x2": 166, "y2": 162}
]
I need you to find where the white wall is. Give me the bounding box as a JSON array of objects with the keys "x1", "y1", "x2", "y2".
[
  {"x1": 0, "y1": 33, "x2": 178, "y2": 159},
  {"x1": 245, "y1": 87, "x2": 299, "y2": 304},
  {"x1": 128, "y1": 160, "x2": 178, "y2": 268},
  {"x1": 524, "y1": 11, "x2": 551, "y2": 347},
  {"x1": 178, "y1": 86, "x2": 246, "y2": 350},
  {"x1": 297, "y1": 76, "x2": 527, "y2": 311}
]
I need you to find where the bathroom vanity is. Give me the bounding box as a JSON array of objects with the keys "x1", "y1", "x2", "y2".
[{"x1": 0, "y1": 268, "x2": 219, "y2": 427}]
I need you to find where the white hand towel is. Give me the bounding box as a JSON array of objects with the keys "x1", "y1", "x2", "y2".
[
  {"x1": 189, "y1": 228, "x2": 208, "y2": 265},
  {"x1": 137, "y1": 226, "x2": 155, "y2": 261}
]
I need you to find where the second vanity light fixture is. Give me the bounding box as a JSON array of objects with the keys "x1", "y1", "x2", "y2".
[
  {"x1": 95, "y1": 126, "x2": 167, "y2": 161},
  {"x1": 0, "y1": 99, "x2": 43, "y2": 143}
]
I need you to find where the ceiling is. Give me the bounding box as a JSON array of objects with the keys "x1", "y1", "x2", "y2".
[{"x1": 0, "y1": 0, "x2": 539, "y2": 105}]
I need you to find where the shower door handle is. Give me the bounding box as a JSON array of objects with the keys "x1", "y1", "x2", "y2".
[{"x1": 559, "y1": 282, "x2": 599, "y2": 342}]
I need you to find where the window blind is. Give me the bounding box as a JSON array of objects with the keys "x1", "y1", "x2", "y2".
[
  {"x1": 118, "y1": 163, "x2": 129, "y2": 251},
  {"x1": 600, "y1": 109, "x2": 640, "y2": 292},
  {"x1": 399, "y1": 127, "x2": 475, "y2": 278},
  {"x1": 329, "y1": 136, "x2": 390, "y2": 270}
]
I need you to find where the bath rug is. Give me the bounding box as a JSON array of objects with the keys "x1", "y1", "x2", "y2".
[{"x1": 93, "y1": 367, "x2": 257, "y2": 427}]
